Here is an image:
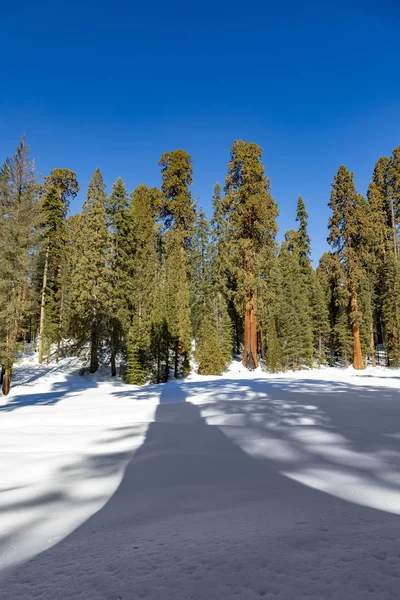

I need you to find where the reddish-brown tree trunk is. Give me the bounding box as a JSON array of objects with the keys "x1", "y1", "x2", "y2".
[
  {"x1": 242, "y1": 291, "x2": 258, "y2": 369},
  {"x1": 2, "y1": 368, "x2": 11, "y2": 396},
  {"x1": 350, "y1": 295, "x2": 364, "y2": 370}
]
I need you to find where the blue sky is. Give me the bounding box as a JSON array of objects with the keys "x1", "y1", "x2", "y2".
[{"x1": 1, "y1": 0, "x2": 399, "y2": 260}]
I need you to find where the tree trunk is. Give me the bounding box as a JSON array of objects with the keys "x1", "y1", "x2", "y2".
[
  {"x1": 174, "y1": 340, "x2": 179, "y2": 378},
  {"x1": 242, "y1": 291, "x2": 258, "y2": 369},
  {"x1": 350, "y1": 295, "x2": 364, "y2": 370},
  {"x1": 0, "y1": 366, "x2": 4, "y2": 385},
  {"x1": 2, "y1": 367, "x2": 11, "y2": 396},
  {"x1": 157, "y1": 339, "x2": 161, "y2": 384},
  {"x1": 318, "y1": 333, "x2": 322, "y2": 367},
  {"x1": 110, "y1": 348, "x2": 117, "y2": 377},
  {"x1": 89, "y1": 318, "x2": 98, "y2": 373},
  {"x1": 38, "y1": 245, "x2": 50, "y2": 364},
  {"x1": 56, "y1": 278, "x2": 65, "y2": 363},
  {"x1": 371, "y1": 329, "x2": 376, "y2": 368}
]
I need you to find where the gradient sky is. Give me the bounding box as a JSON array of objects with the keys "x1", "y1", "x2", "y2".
[{"x1": 1, "y1": 0, "x2": 399, "y2": 260}]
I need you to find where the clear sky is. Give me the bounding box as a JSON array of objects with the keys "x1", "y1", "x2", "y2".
[{"x1": 1, "y1": 0, "x2": 399, "y2": 260}]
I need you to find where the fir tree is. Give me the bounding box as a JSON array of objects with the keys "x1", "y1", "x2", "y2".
[
  {"x1": 0, "y1": 137, "x2": 39, "y2": 394},
  {"x1": 125, "y1": 185, "x2": 159, "y2": 384},
  {"x1": 38, "y1": 169, "x2": 79, "y2": 363},
  {"x1": 277, "y1": 231, "x2": 313, "y2": 370},
  {"x1": 69, "y1": 169, "x2": 109, "y2": 373},
  {"x1": 106, "y1": 177, "x2": 133, "y2": 376},
  {"x1": 295, "y1": 196, "x2": 311, "y2": 270},
  {"x1": 159, "y1": 150, "x2": 195, "y2": 378}
]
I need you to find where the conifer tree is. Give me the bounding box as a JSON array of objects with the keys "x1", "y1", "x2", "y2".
[
  {"x1": 0, "y1": 137, "x2": 39, "y2": 394},
  {"x1": 311, "y1": 273, "x2": 330, "y2": 366},
  {"x1": 211, "y1": 182, "x2": 239, "y2": 353},
  {"x1": 190, "y1": 207, "x2": 232, "y2": 374},
  {"x1": 277, "y1": 231, "x2": 313, "y2": 369},
  {"x1": 38, "y1": 169, "x2": 79, "y2": 363},
  {"x1": 366, "y1": 149, "x2": 400, "y2": 365},
  {"x1": 159, "y1": 150, "x2": 195, "y2": 378},
  {"x1": 224, "y1": 140, "x2": 278, "y2": 369},
  {"x1": 106, "y1": 177, "x2": 133, "y2": 376},
  {"x1": 328, "y1": 166, "x2": 367, "y2": 369},
  {"x1": 295, "y1": 196, "x2": 311, "y2": 270},
  {"x1": 125, "y1": 185, "x2": 159, "y2": 384},
  {"x1": 69, "y1": 169, "x2": 109, "y2": 373}
]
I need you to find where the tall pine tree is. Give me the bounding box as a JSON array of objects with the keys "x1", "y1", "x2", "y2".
[{"x1": 69, "y1": 169, "x2": 109, "y2": 373}]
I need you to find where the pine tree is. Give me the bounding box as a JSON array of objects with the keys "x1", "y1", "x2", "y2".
[
  {"x1": 38, "y1": 169, "x2": 79, "y2": 363},
  {"x1": 295, "y1": 196, "x2": 311, "y2": 270},
  {"x1": 224, "y1": 140, "x2": 278, "y2": 369},
  {"x1": 159, "y1": 150, "x2": 195, "y2": 378},
  {"x1": 366, "y1": 149, "x2": 400, "y2": 365},
  {"x1": 0, "y1": 137, "x2": 39, "y2": 394},
  {"x1": 125, "y1": 184, "x2": 159, "y2": 384},
  {"x1": 106, "y1": 177, "x2": 133, "y2": 376},
  {"x1": 211, "y1": 182, "x2": 238, "y2": 353},
  {"x1": 277, "y1": 231, "x2": 313, "y2": 370},
  {"x1": 190, "y1": 207, "x2": 232, "y2": 375},
  {"x1": 69, "y1": 169, "x2": 109, "y2": 373},
  {"x1": 190, "y1": 207, "x2": 213, "y2": 341},
  {"x1": 311, "y1": 273, "x2": 330, "y2": 366},
  {"x1": 328, "y1": 165, "x2": 367, "y2": 370}
]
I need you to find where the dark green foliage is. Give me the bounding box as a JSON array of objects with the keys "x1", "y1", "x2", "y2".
[
  {"x1": 159, "y1": 150, "x2": 195, "y2": 377},
  {"x1": 277, "y1": 231, "x2": 313, "y2": 370},
  {"x1": 69, "y1": 169, "x2": 109, "y2": 373},
  {"x1": 0, "y1": 137, "x2": 39, "y2": 394},
  {"x1": 38, "y1": 169, "x2": 79, "y2": 363},
  {"x1": 5, "y1": 136, "x2": 400, "y2": 393}
]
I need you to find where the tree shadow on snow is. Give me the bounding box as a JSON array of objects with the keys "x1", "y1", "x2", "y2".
[
  {"x1": 0, "y1": 375, "x2": 99, "y2": 412},
  {"x1": 2, "y1": 377, "x2": 400, "y2": 598}
]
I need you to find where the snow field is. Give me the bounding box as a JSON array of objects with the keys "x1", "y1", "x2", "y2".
[{"x1": 1, "y1": 356, "x2": 400, "y2": 598}]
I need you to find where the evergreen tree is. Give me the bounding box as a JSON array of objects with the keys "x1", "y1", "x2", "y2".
[
  {"x1": 277, "y1": 231, "x2": 313, "y2": 369},
  {"x1": 0, "y1": 137, "x2": 39, "y2": 394},
  {"x1": 311, "y1": 273, "x2": 330, "y2": 366},
  {"x1": 295, "y1": 196, "x2": 311, "y2": 270},
  {"x1": 38, "y1": 169, "x2": 79, "y2": 363},
  {"x1": 106, "y1": 177, "x2": 133, "y2": 376},
  {"x1": 366, "y1": 149, "x2": 400, "y2": 365},
  {"x1": 190, "y1": 207, "x2": 232, "y2": 375},
  {"x1": 224, "y1": 140, "x2": 278, "y2": 369},
  {"x1": 211, "y1": 182, "x2": 239, "y2": 353},
  {"x1": 159, "y1": 150, "x2": 195, "y2": 378},
  {"x1": 125, "y1": 184, "x2": 159, "y2": 384},
  {"x1": 69, "y1": 169, "x2": 109, "y2": 373},
  {"x1": 328, "y1": 165, "x2": 367, "y2": 370}
]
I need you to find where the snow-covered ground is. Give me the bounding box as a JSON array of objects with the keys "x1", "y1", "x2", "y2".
[{"x1": 1, "y1": 355, "x2": 400, "y2": 599}]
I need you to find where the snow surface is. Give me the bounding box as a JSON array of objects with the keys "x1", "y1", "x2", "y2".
[{"x1": 1, "y1": 355, "x2": 400, "y2": 599}]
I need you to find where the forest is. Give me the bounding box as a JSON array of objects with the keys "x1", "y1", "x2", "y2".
[{"x1": 0, "y1": 136, "x2": 399, "y2": 395}]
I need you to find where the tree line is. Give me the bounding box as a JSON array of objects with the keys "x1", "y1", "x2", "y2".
[{"x1": 1, "y1": 136, "x2": 399, "y2": 395}]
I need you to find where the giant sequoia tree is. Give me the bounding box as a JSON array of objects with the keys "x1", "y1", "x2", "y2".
[
  {"x1": 328, "y1": 166, "x2": 366, "y2": 370},
  {"x1": 224, "y1": 141, "x2": 278, "y2": 369}
]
